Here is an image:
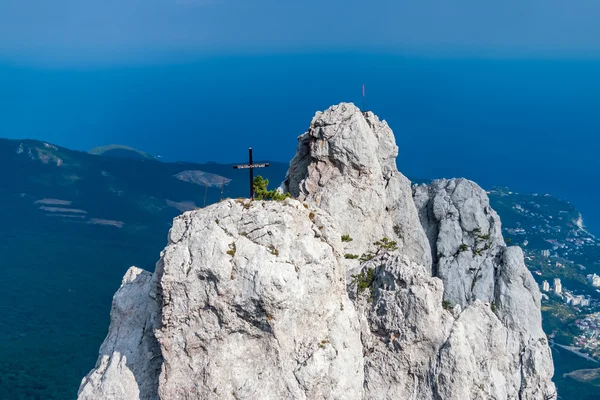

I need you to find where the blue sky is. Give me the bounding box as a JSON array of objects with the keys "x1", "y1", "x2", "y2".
[{"x1": 2, "y1": 0, "x2": 600, "y2": 64}]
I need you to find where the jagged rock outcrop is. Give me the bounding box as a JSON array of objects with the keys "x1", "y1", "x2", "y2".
[
  {"x1": 78, "y1": 267, "x2": 161, "y2": 400},
  {"x1": 280, "y1": 102, "x2": 431, "y2": 268},
  {"x1": 413, "y1": 178, "x2": 505, "y2": 307},
  {"x1": 81, "y1": 198, "x2": 363, "y2": 399},
  {"x1": 156, "y1": 198, "x2": 363, "y2": 399},
  {"x1": 348, "y1": 254, "x2": 454, "y2": 399},
  {"x1": 79, "y1": 102, "x2": 555, "y2": 400},
  {"x1": 412, "y1": 178, "x2": 555, "y2": 397},
  {"x1": 349, "y1": 253, "x2": 555, "y2": 400}
]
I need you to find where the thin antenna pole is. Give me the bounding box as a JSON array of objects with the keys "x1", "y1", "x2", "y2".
[{"x1": 362, "y1": 84, "x2": 365, "y2": 112}]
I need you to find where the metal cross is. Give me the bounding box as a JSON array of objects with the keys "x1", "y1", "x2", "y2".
[{"x1": 233, "y1": 147, "x2": 269, "y2": 199}]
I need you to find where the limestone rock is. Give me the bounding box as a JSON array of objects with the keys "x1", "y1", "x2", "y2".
[
  {"x1": 412, "y1": 178, "x2": 555, "y2": 397},
  {"x1": 281, "y1": 102, "x2": 431, "y2": 268},
  {"x1": 156, "y1": 198, "x2": 364, "y2": 399},
  {"x1": 78, "y1": 267, "x2": 161, "y2": 400},
  {"x1": 349, "y1": 254, "x2": 556, "y2": 400},
  {"x1": 80, "y1": 198, "x2": 364, "y2": 399},
  {"x1": 413, "y1": 178, "x2": 505, "y2": 307},
  {"x1": 79, "y1": 103, "x2": 556, "y2": 400},
  {"x1": 348, "y1": 254, "x2": 454, "y2": 399}
]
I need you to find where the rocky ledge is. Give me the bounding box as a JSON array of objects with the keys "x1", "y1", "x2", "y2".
[{"x1": 79, "y1": 103, "x2": 556, "y2": 399}]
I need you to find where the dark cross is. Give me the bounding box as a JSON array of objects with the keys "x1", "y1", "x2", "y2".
[{"x1": 233, "y1": 147, "x2": 269, "y2": 199}]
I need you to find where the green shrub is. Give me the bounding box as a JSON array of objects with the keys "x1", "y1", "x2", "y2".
[
  {"x1": 253, "y1": 176, "x2": 291, "y2": 201},
  {"x1": 459, "y1": 243, "x2": 469, "y2": 252},
  {"x1": 359, "y1": 252, "x2": 375, "y2": 262},
  {"x1": 374, "y1": 237, "x2": 398, "y2": 253},
  {"x1": 345, "y1": 253, "x2": 359, "y2": 259},
  {"x1": 442, "y1": 300, "x2": 453, "y2": 310},
  {"x1": 352, "y1": 268, "x2": 376, "y2": 295},
  {"x1": 341, "y1": 234, "x2": 353, "y2": 242}
]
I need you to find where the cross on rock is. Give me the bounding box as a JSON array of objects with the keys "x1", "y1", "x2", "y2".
[{"x1": 233, "y1": 147, "x2": 270, "y2": 199}]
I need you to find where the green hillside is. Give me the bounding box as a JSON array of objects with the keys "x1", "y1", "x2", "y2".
[{"x1": 0, "y1": 138, "x2": 288, "y2": 399}]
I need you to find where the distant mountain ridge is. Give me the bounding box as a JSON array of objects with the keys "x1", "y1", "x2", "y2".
[
  {"x1": 89, "y1": 145, "x2": 158, "y2": 161},
  {"x1": 0, "y1": 138, "x2": 288, "y2": 230}
]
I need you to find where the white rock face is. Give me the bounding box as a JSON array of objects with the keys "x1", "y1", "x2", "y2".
[
  {"x1": 413, "y1": 178, "x2": 505, "y2": 307},
  {"x1": 78, "y1": 267, "x2": 161, "y2": 400},
  {"x1": 80, "y1": 103, "x2": 555, "y2": 400},
  {"x1": 349, "y1": 254, "x2": 454, "y2": 399},
  {"x1": 280, "y1": 103, "x2": 431, "y2": 268},
  {"x1": 412, "y1": 178, "x2": 555, "y2": 397},
  {"x1": 80, "y1": 198, "x2": 364, "y2": 400},
  {"x1": 349, "y1": 254, "x2": 555, "y2": 400},
  {"x1": 156, "y1": 199, "x2": 363, "y2": 399}
]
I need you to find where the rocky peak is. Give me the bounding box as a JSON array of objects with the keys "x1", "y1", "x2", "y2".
[
  {"x1": 79, "y1": 103, "x2": 556, "y2": 400},
  {"x1": 281, "y1": 102, "x2": 431, "y2": 268}
]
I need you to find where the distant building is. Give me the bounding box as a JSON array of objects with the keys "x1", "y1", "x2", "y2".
[
  {"x1": 523, "y1": 240, "x2": 529, "y2": 247},
  {"x1": 554, "y1": 278, "x2": 562, "y2": 294},
  {"x1": 565, "y1": 293, "x2": 574, "y2": 305},
  {"x1": 587, "y1": 274, "x2": 600, "y2": 288},
  {"x1": 580, "y1": 296, "x2": 591, "y2": 307},
  {"x1": 542, "y1": 250, "x2": 550, "y2": 258},
  {"x1": 556, "y1": 262, "x2": 563, "y2": 268},
  {"x1": 542, "y1": 280, "x2": 550, "y2": 292}
]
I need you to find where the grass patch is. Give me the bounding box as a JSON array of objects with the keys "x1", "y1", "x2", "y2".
[
  {"x1": 226, "y1": 243, "x2": 236, "y2": 257},
  {"x1": 341, "y1": 234, "x2": 353, "y2": 242}
]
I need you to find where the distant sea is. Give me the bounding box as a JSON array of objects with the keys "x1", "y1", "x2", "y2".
[{"x1": 2, "y1": 54, "x2": 600, "y2": 232}]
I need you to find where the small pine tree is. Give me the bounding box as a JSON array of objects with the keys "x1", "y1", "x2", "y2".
[
  {"x1": 253, "y1": 176, "x2": 291, "y2": 201},
  {"x1": 373, "y1": 237, "x2": 398, "y2": 254}
]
